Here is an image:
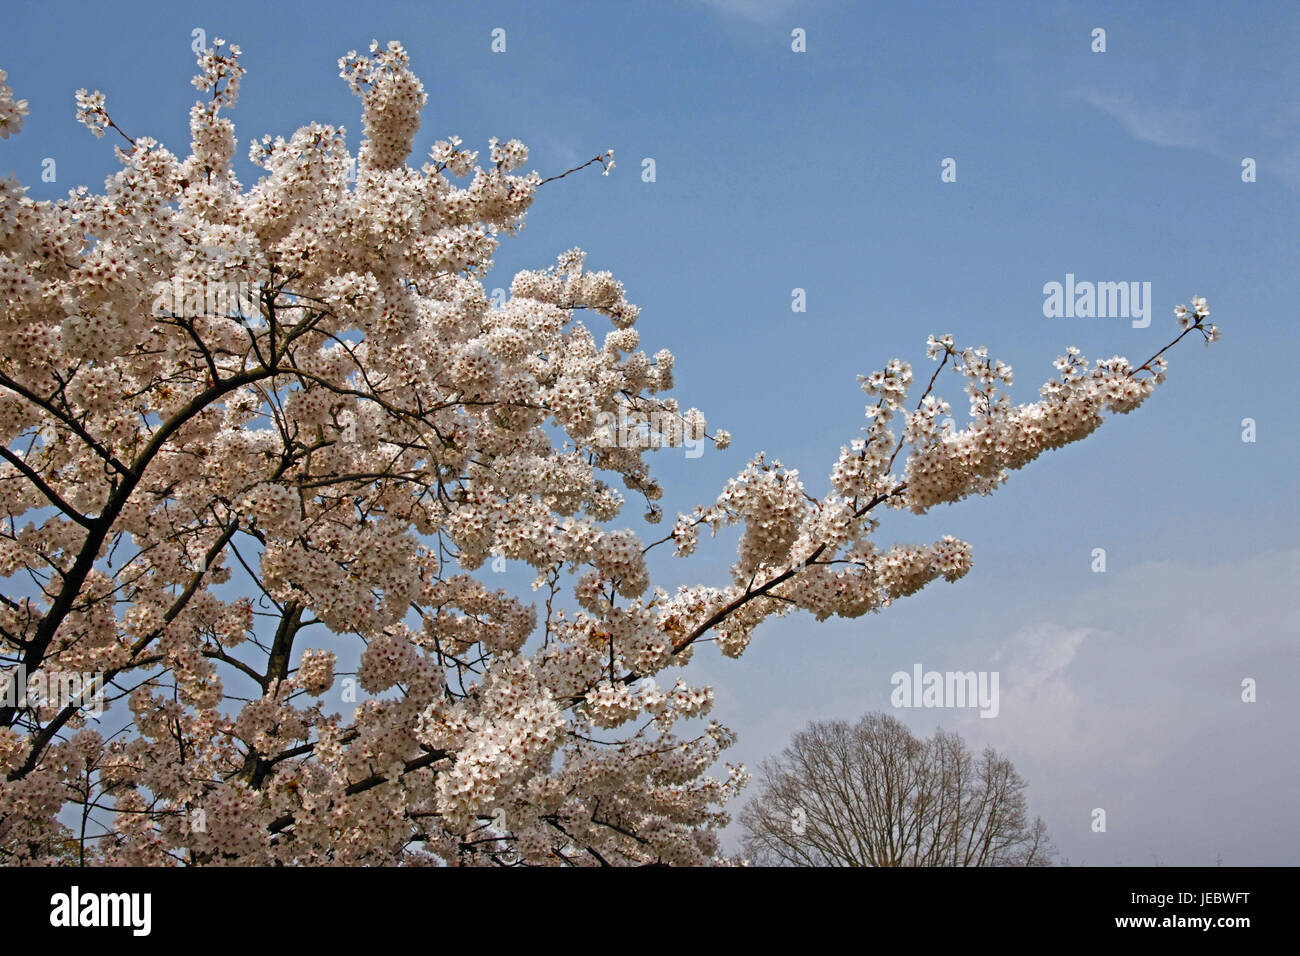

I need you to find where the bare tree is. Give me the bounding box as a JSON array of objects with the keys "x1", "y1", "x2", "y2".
[{"x1": 739, "y1": 713, "x2": 1055, "y2": 866}]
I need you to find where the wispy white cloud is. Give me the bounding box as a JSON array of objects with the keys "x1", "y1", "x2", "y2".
[
  {"x1": 984, "y1": 623, "x2": 1092, "y2": 754},
  {"x1": 692, "y1": 0, "x2": 809, "y2": 25},
  {"x1": 537, "y1": 132, "x2": 582, "y2": 171},
  {"x1": 953, "y1": 549, "x2": 1300, "y2": 865},
  {"x1": 1073, "y1": 89, "x2": 1212, "y2": 152},
  {"x1": 1073, "y1": 85, "x2": 1300, "y2": 190}
]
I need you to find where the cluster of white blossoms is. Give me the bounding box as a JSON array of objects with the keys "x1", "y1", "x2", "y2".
[
  {"x1": 0, "y1": 42, "x2": 1217, "y2": 866},
  {"x1": 0, "y1": 70, "x2": 27, "y2": 139},
  {"x1": 895, "y1": 333, "x2": 1196, "y2": 513}
]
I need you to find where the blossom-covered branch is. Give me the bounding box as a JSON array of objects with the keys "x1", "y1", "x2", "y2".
[{"x1": 0, "y1": 43, "x2": 1216, "y2": 866}]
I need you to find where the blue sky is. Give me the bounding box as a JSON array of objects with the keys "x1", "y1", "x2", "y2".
[{"x1": 2, "y1": 0, "x2": 1297, "y2": 864}]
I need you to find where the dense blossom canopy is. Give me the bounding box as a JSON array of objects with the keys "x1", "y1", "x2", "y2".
[{"x1": 0, "y1": 41, "x2": 1217, "y2": 864}]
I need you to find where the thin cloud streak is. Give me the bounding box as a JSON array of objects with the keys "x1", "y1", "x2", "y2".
[{"x1": 1073, "y1": 85, "x2": 1300, "y2": 190}]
